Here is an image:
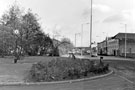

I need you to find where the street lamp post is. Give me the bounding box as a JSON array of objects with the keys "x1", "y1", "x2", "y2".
[
  {"x1": 120, "y1": 23, "x2": 127, "y2": 58},
  {"x1": 81, "y1": 24, "x2": 83, "y2": 49},
  {"x1": 90, "y1": 0, "x2": 93, "y2": 57},
  {"x1": 14, "y1": 29, "x2": 19, "y2": 63},
  {"x1": 125, "y1": 24, "x2": 127, "y2": 58},
  {"x1": 81, "y1": 24, "x2": 83, "y2": 56},
  {"x1": 102, "y1": 32, "x2": 108, "y2": 55},
  {"x1": 96, "y1": 36, "x2": 101, "y2": 42},
  {"x1": 75, "y1": 33, "x2": 80, "y2": 48},
  {"x1": 75, "y1": 33, "x2": 80, "y2": 55},
  {"x1": 81, "y1": 23, "x2": 90, "y2": 56}
]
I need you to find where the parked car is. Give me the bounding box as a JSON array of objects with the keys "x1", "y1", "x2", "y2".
[{"x1": 91, "y1": 52, "x2": 98, "y2": 57}]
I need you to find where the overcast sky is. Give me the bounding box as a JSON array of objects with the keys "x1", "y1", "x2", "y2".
[{"x1": 0, "y1": 0, "x2": 135, "y2": 47}]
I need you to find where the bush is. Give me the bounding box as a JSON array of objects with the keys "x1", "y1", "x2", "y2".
[{"x1": 26, "y1": 58, "x2": 109, "y2": 82}]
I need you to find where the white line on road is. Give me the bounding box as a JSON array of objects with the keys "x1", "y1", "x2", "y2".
[
  {"x1": 112, "y1": 67, "x2": 134, "y2": 84},
  {"x1": 115, "y1": 74, "x2": 134, "y2": 84}
]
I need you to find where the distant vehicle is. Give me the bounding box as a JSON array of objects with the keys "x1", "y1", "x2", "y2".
[
  {"x1": 87, "y1": 50, "x2": 90, "y2": 54},
  {"x1": 72, "y1": 50, "x2": 81, "y2": 55},
  {"x1": 91, "y1": 52, "x2": 98, "y2": 57}
]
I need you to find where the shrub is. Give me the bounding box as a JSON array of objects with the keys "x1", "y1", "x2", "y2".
[
  {"x1": 26, "y1": 61, "x2": 50, "y2": 82},
  {"x1": 26, "y1": 58, "x2": 109, "y2": 82}
]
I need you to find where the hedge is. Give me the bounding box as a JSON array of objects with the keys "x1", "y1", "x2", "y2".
[{"x1": 26, "y1": 58, "x2": 109, "y2": 82}]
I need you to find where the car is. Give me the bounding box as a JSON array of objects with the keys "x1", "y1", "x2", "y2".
[{"x1": 91, "y1": 53, "x2": 98, "y2": 57}]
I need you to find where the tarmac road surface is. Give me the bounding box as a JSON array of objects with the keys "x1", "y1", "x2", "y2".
[{"x1": 0, "y1": 74, "x2": 134, "y2": 90}]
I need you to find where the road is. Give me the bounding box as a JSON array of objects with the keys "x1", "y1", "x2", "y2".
[
  {"x1": 0, "y1": 74, "x2": 134, "y2": 90},
  {"x1": 83, "y1": 55, "x2": 135, "y2": 61},
  {"x1": 61, "y1": 54, "x2": 135, "y2": 61}
]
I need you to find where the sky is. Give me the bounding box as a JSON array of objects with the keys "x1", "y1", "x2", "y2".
[{"x1": 0, "y1": 0, "x2": 135, "y2": 47}]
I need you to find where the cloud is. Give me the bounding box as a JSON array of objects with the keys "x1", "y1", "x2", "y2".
[
  {"x1": 93, "y1": 4, "x2": 112, "y2": 13},
  {"x1": 82, "y1": 4, "x2": 113, "y2": 20},
  {"x1": 121, "y1": 10, "x2": 132, "y2": 20},
  {"x1": 82, "y1": 8, "x2": 90, "y2": 19},
  {"x1": 103, "y1": 10, "x2": 134, "y2": 23},
  {"x1": 103, "y1": 14, "x2": 126, "y2": 23}
]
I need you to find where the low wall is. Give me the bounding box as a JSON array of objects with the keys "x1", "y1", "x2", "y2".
[{"x1": 121, "y1": 53, "x2": 135, "y2": 58}]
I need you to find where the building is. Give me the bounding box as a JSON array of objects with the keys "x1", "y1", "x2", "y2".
[
  {"x1": 97, "y1": 38, "x2": 108, "y2": 55},
  {"x1": 97, "y1": 33, "x2": 135, "y2": 58},
  {"x1": 107, "y1": 38, "x2": 119, "y2": 56}
]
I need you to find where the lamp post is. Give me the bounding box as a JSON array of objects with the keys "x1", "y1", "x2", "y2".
[
  {"x1": 75, "y1": 33, "x2": 80, "y2": 48},
  {"x1": 96, "y1": 36, "x2": 101, "y2": 42},
  {"x1": 14, "y1": 29, "x2": 19, "y2": 63},
  {"x1": 90, "y1": 0, "x2": 93, "y2": 57},
  {"x1": 81, "y1": 23, "x2": 90, "y2": 56},
  {"x1": 102, "y1": 32, "x2": 108, "y2": 41},
  {"x1": 120, "y1": 23, "x2": 127, "y2": 58},
  {"x1": 81, "y1": 24, "x2": 84, "y2": 56},
  {"x1": 124, "y1": 24, "x2": 127, "y2": 58},
  {"x1": 102, "y1": 32, "x2": 108, "y2": 55},
  {"x1": 75, "y1": 33, "x2": 80, "y2": 55}
]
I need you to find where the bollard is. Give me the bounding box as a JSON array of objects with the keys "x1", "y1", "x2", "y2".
[
  {"x1": 100, "y1": 56, "x2": 103, "y2": 60},
  {"x1": 100, "y1": 56, "x2": 104, "y2": 66},
  {"x1": 14, "y1": 58, "x2": 17, "y2": 63}
]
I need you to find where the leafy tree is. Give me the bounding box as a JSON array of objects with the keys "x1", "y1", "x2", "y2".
[
  {"x1": 30, "y1": 31, "x2": 53, "y2": 56},
  {"x1": 0, "y1": 25, "x2": 14, "y2": 57},
  {"x1": 0, "y1": 3, "x2": 54, "y2": 59},
  {"x1": 0, "y1": 4, "x2": 23, "y2": 62},
  {"x1": 1, "y1": 4, "x2": 23, "y2": 31},
  {"x1": 60, "y1": 37, "x2": 74, "y2": 54},
  {"x1": 38, "y1": 34, "x2": 53, "y2": 55},
  {"x1": 50, "y1": 37, "x2": 74, "y2": 56},
  {"x1": 22, "y1": 10, "x2": 52, "y2": 56}
]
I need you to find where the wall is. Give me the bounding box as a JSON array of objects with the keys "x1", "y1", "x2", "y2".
[{"x1": 119, "y1": 39, "x2": 135, "y2": 57}]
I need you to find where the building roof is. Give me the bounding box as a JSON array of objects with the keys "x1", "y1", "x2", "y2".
[{"x1": 112, "y1": 33, "x2": 135, "y2": 39}]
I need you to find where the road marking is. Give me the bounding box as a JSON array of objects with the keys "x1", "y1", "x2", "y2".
[
  {"x1": 115, "y1": 74, "x2": 134, "y2": 84},
  {"x1": 110, "y1": 66, "x2": 134, "y2": 84}
]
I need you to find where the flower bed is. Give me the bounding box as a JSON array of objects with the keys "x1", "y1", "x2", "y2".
[{"x1": 25, "y1": 58, "x2": 109, "y2": 82}]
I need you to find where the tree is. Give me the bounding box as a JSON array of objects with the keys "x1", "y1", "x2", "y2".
[
  {"x1": 32, "y1": 31, "x2": 53, "y2": 56},
  {"x1": 1, "y1": 3, "x2": 22, "y2": 30},
  {"x1": 40, "y1": 34, "x2": 53, "y2": 55},
  {"x1": 0, "y1": 25, "x2": 14, "y2": 57},
  {"x1": 0, "y1": 3, "x2": 54, "y2": 60},
  {"x1": 60, "y1": 37, "x2": 74, "y2": 53},
  {"x1": 22, "y1": 10, "x2": 51, "y2": 56},
  {"x1": 0, "y1": 4, "x2": 23, "y2": 60},
  {"x1": 50, "y1": 37, "x2": 74, "y2": 56}
]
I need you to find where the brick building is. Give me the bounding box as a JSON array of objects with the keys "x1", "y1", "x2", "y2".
[
  {"x1": 97, "y1": 33, "x2": 135, "y2": 58},
  {"x1": 97, "y1": 38, "x2": 107, "y2": 55}
]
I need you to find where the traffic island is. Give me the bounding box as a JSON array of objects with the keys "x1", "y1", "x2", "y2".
[
  {"x1": 0, "y1": 69, "x2": 113, "y2": 86},
  {"x1": 0, "y1": 57, "x2": 113, "y2": 86}
]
